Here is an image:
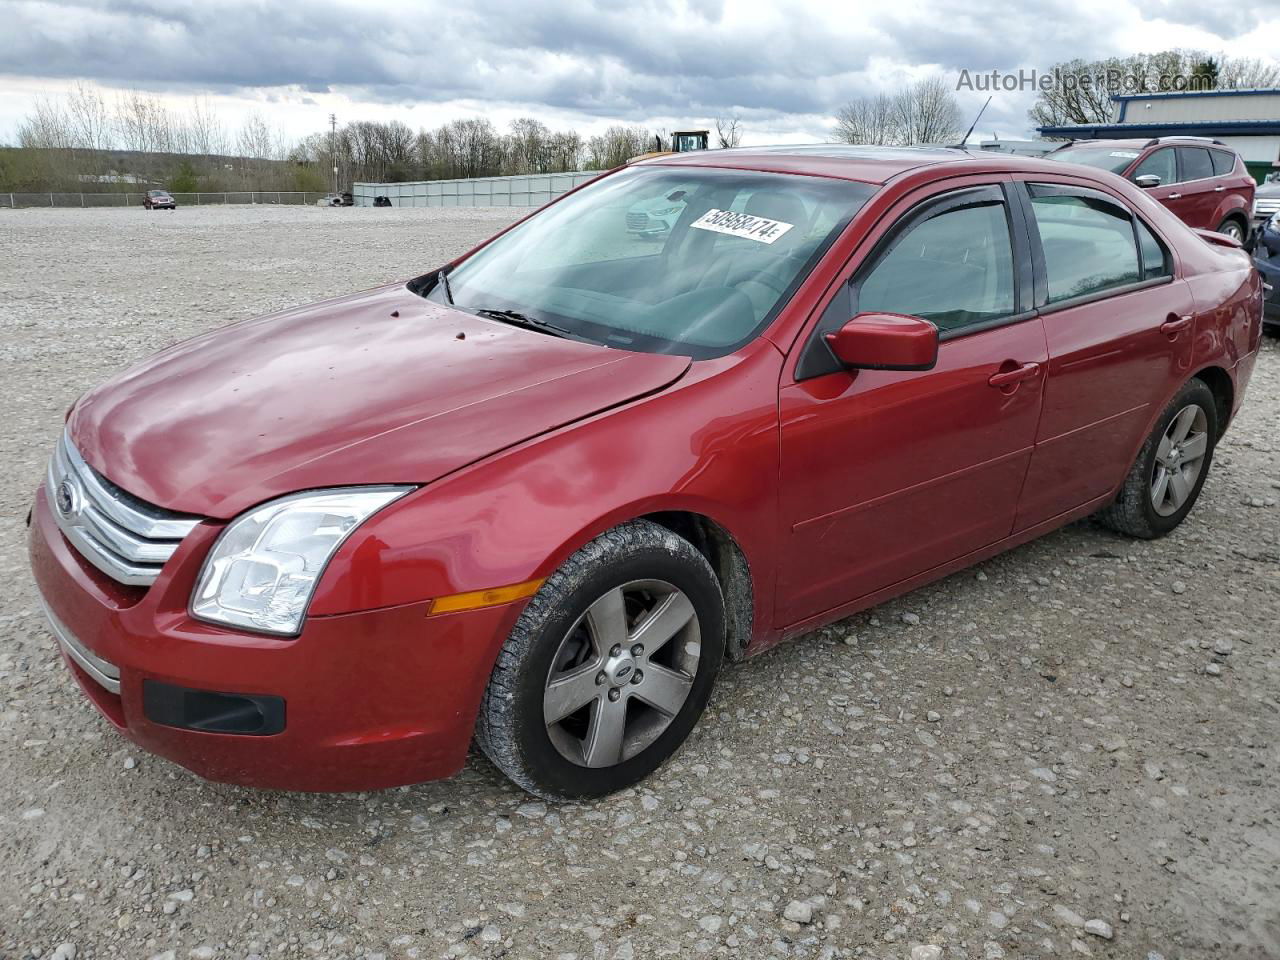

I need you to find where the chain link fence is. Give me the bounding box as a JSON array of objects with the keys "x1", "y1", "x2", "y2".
[{"x1": 0, "y1": 191, "x2": 334, "y2": 209}]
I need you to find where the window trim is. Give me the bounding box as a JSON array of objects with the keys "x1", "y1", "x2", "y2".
[
  {"x1": 1013, "y1": 180, "x2": 1176, "y2": 314},
  {"x1": 794, "y1": 182, "x2": 1031, "y2": 380}
]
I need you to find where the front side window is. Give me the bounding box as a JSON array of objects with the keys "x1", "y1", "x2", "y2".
[
  {"x1": 431, "y1": 167, "x2": 873, "y2": 359},
  {"x1": 1132, "y1": 149, "x2": 1177, "y2": 185},
  {"x1": 856, "y1": 199, "x2": 1016, "y2": 332},
  {"x1": 1177, "y1": 147, "x2": 1214, "y2": 182},
  {"x1": 1028, "y1": 187, "x2": 1140, "y2": 303}
]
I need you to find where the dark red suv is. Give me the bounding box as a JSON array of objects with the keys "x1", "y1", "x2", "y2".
[{"x1": 1048, "y1": 138, "x2": 1255, "y2": 242}]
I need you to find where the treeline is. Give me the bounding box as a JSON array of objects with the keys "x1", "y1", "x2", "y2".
[
  {"x1": 292, "y1": 118, "x2": 664, "y2": 185},
  {"x1": 1, "y1": 82, "x2": 735, "y2": 193}
]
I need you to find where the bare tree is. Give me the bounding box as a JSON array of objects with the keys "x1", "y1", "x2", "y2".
[
  {"x1": 893, "y1": 76, "x2": 962, "y2": 145},
  {"x1": 16, "y1": 95, "x2": 75, "y2": 150},
  {"x1": 507, "y1": 117, "x2": 551, "y2": 173},
  {"x1": 834, "y1": 77, "x2": 960, "y2": 146},
  {"x1": 833, "y1": 93, "x2": 897, "y2": 145},
  {"x1": 66, "y1": 81, "x2": 113, "y2": 151},
  {"x1": 714, "y1": 116, "x2": 743, "y2": 148},
  {"x1": 585, "y1": 126, "x2": 654, "y2": 169}
]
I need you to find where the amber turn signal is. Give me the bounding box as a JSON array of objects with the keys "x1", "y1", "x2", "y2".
[{"x1": 428, "y1": 578, "x2": 546, "y2": 615}]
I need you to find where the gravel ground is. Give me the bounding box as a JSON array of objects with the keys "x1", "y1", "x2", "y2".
[{"x1": 2, "y1": 205, "x2": 1278, "y2": 960}]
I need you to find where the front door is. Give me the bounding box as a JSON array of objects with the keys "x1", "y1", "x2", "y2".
[{"x1": 777, "y1": 182, "x2": 1046, "y2": 625}]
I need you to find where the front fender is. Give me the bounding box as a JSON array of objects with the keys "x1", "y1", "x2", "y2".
[{"x1": 308, "y1": 342, "x2": 785, "y2": 635}]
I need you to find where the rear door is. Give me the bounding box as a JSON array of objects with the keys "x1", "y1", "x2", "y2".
[
  {"x1": 776, "y1": 179, "x2": 1047, "y2": 625},
  {"x1": 1173, "y1": 147, "x2": 1219, "y2": 229},
  {"x1": 1010, "y1": 179, "x2": 1196, "y2": 530}
]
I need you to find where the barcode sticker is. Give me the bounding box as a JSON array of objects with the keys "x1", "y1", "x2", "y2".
[{"x1": 690, "y1": 208, "x2": 795, "y2": 244}]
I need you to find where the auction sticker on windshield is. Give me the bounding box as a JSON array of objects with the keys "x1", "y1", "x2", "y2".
[{"x1": 690, "y1": 208, "x2": 795, "y2": 244}]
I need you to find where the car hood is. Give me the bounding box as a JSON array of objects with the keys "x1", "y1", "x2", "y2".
[{"x1": 68, "y1": 283, "x2": 690, "y2": 518}]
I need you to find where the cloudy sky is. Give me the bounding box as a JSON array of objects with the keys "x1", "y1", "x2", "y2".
[{"x1": 0, "y1": 0, "x2": 1277, "y2": 147}]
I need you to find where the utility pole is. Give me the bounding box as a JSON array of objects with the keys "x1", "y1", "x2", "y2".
[{"x1": 329, "y1": 113, "x2": 338, "y2": 195}]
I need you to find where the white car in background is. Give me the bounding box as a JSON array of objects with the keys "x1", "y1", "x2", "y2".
[
  {"x1": 625, "y1": 186, "x2": 691, "y2": 237},
  {"x1": 1254, "y1": 171, "x2": 1280, "y2": 230}
]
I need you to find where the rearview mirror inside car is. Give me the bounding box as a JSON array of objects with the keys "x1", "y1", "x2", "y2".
[
  {"x1": 1134, "y1": 174, "x2": 1162, "y2": 189},
  {"x1": 825, "y1": 313, "x2": 939, "y2": 372}
]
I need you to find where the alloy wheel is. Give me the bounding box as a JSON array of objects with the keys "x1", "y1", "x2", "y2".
[
  {"x1": 1218, "y1": 221, "x2": 1244, "y2": 242},
  {"x1": 543, "y1": 579, "x2": 700, "y2": 768},
  {"x1": 1151, "y1": 403, "x2": 1209, "y2": 516}
]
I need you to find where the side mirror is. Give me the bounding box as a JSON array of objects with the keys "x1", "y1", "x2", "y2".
[
  {"x1": 1134, "y1": 174, "x2": 1162, "y2": 189},
  {"x1": 825, "y1": 313, "x2": 938, "y2": 371}
]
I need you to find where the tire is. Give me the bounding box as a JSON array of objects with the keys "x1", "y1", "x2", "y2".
[
  {"x1": 476, "y1": 520, "x2": 725, "y2": 800},
  {"x1": 1096, "y1": 378, "x2": 1218, "y2": 539},
  {"x1": 1216, "y1": 217, "x2": 1246, "y2": 244}
]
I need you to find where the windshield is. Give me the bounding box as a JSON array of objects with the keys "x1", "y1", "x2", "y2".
[
  {"x1": 1046, "y1": 146, "x2": 1141, "y2": 174},
  {"x1": 149, "y1": 190, "x2": 168, "y2": 197},
  {"x1": 427, "y1": 166, "x2": 873, "y2": 358}
]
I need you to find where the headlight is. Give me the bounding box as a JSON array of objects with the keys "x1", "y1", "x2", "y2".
[
  {"x1": 191, "y1": 486, "x2": 413, "y2": 635},
  {"x1": 653, "y1": 205, "x2": 682, "y2": 216}
]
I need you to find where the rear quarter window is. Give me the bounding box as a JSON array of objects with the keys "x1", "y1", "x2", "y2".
[{"x1": 1209, "y1": 150, "x2": 1236, "y2": 177}]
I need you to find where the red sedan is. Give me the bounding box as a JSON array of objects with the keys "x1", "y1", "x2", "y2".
[{"x1": 29, "y1": 146, "x2": 1262, "y2": 799}]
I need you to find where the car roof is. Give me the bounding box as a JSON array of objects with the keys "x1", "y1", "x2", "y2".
[{"x1": 638, "y1": 143, "x2": 1106, "y2": 186}]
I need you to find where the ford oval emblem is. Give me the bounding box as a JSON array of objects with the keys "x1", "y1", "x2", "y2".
[
  {"x1": 55, "y1": 479, "x2": 77, "y2": 518},
  {"x1": 614, "y1": 663, "x2": 633, "y2": 681}
]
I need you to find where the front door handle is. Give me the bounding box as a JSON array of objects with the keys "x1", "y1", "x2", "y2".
[
  {"x1": 988, "y1": 362, "x2": 1041, "y2": 389},
  {"x1": 1214, "y1": 185, "x2": 1226, "y2": 192},
  {"x1": 1167, "y1": 192, "x2": 1182, "y2": 199},
  {"x1": 1160, "y1": 315, "x2": 1193, "y2": 337}
]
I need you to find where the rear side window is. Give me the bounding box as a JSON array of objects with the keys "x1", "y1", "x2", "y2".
[
  {"x1": 1209, "y1": 150, "x2": 1236, "y2": 177},
  {"x1": 1178, "y1": 148, "x2": 1214, "y2": 182},
  {"x1": 1132, "y1": 149, "x2": 1176, "y2": 185},
  {"x1": 856, "y1": 201, "x2": 1016, "y2": 332},
  {"x1": 1136, "y1": 220, "x2": 1172, "y2": 280},
  {"x1": 1028, "y1": 187, "x2": 1139, "y2": 303}
]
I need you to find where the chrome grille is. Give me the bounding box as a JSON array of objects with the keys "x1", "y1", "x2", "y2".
[
  {"x1": 46, "y1": 432, "x2": 201, "y2": 586},
  {"x1": 626, "y1": 212, "x2": 650, "y2": 230},
  {"x1": 1255, "y1": 198, "x2": 1280, "y2": 217}
]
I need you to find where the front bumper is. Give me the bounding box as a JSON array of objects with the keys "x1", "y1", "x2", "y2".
[{"x1": 28, "y1": 485, "x2": 522, "y2": 791}]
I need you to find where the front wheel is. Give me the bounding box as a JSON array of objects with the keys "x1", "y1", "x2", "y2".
[
  {"x1": 1096, "y1": 378, "x2": 1217, "y2": 538},
  {"x1": 476, "y1": 520, "x2": 725, "y2": 800}
]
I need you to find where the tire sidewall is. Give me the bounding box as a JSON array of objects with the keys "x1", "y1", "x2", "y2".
[
  {"x1": 497, "y1": 534, "x2": 724, "y2": 800},
  {"x1": 1136, "y1": 380, "x2": 1218, "y2": 535}
]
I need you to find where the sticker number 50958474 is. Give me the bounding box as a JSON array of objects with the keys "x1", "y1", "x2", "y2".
[{"x1": 690, "y1": 208, "x2": 795, "y2": 244}]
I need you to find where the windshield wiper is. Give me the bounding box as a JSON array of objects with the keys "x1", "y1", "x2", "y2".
[
  {"x1": 475, "y1": 307, "x2": 573, "y2": 339},
  {"x1": 436, "y1": 269, "x2": 454, "y2": 305}
]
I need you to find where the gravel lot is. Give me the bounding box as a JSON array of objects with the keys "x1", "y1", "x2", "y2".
[{"x1": 2, "y1": 205, "x2": 1278, "y2": 960}]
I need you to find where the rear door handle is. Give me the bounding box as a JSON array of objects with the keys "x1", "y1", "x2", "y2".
[
  {"x1": 988, "y1": 362, "x2": 1041, "y2": 388},
  {"x1": 1168, "y1": 193, "x2": 1182, "y2": 199},
  {"x1": 1160, "y1": 315, "x2": 1193, "y2": 337},
  {"x1": 1214, "y1": 186, "x2": 1226, "y2": 192}
]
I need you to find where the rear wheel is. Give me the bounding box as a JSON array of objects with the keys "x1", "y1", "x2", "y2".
[
  {"x1": 1096, "y1": 378, "x2": 1217, "y2": 538},
  {"x1": 476, "y1": 520, "x2": 725, "y2": 800},
  {"x1": 1216, "y1": 217, "x2": 1246, "y2": 243}
]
